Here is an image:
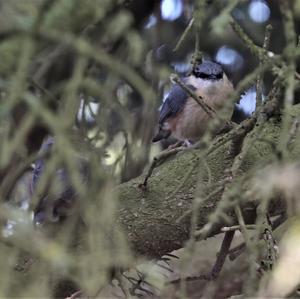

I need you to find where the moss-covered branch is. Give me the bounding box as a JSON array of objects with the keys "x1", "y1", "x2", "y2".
[{"x1": 115, "y1": 104, "x2": 300, "y2": 257}]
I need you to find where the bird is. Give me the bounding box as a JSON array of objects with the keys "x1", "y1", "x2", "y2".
[{"x1": 152, "y1": 61, "x2": 234, "y2": 145}]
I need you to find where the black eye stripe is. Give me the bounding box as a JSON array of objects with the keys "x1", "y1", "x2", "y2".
[{"x1": 194, "y1": 72, "x2": 223, "y2": 80}]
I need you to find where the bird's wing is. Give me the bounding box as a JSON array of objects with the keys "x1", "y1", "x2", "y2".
[{"x1": 159, "y1": 84, "x2": 195, "y2": 125}]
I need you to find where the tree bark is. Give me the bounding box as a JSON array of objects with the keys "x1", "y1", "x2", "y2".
[{"x1": 115, "y1": 104, "x2": 300, "y2": 257}]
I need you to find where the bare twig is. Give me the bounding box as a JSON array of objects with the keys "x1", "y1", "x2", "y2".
[
  {"x1": 221, "y1": 224, "x2": 257, "y2": 232},
  {"x1": 256, "y1": 24, "x2": 273, "y2": 109},
  {"x1": 173, "y1": 18, "x2": 194, "y2": 52},
  {"x1": 139, "y1": 146, "x2": 185, "y2": 189},
  {"x1": 230, "y1": 19, "x2": 277, "y2": 61},
  {"x1": 170, "y1": 74, "x2": 216, "y2": 118}
]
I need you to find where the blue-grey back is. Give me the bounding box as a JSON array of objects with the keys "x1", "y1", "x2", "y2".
[{"x1": 159, "y1": 84, "x2": 195, "y2": 124}]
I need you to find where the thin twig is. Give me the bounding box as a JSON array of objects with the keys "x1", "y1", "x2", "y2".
[
  {"x1": 173, "y1": 18, "x2": 194, "y2": 52},
  {"x1": 221, "y1": 224, "x2": 257, "y2": 232},
  {"x1": 170, "y1": 74, "x2": 216, "y2": 118},
  {"x1": 230, "y1": 18, "x2": 277, "y2": 60},
  {"x1": 256, "y1": 24, "x2": 273, "y2": 109},
  {"x1": 139, "y1": 147, "x2": 185, "y2": 189},
  {"x1": 278, "y1": 0, "x2": 297, "y2": 158}
]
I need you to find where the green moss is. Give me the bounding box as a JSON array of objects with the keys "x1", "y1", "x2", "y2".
[{"x1": 115, "y1": 104, "x2": 300, "y2": 257}]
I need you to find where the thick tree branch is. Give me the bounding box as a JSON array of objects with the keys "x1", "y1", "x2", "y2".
[{"x1": 115, "y1": 104, "x2": 300, "y2": 257}]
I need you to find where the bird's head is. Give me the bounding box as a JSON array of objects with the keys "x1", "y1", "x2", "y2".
[{"x1": 192, "y1": 61, "x2": 224, "y2": 80}]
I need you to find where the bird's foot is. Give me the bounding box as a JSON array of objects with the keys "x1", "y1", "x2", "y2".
[
  {"x1": 167, "y1": 139, "x2": 193, "y2": 149},
  {"x1": 167, "y1": 141, "x2": 184, "y2": 149}
]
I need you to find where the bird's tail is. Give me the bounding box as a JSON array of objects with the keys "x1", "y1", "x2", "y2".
[{"x1": 152, "y1": 128, "x2": 171, "y2": 142}]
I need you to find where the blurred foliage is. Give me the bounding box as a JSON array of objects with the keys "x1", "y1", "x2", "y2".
[{"x1": 0, "y1": 0, "x2": 299, "y2": 298}]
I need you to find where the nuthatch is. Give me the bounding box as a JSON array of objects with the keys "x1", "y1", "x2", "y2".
[{"x1": 152, "y1": 61, "x2": 234, "y2": 144}]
